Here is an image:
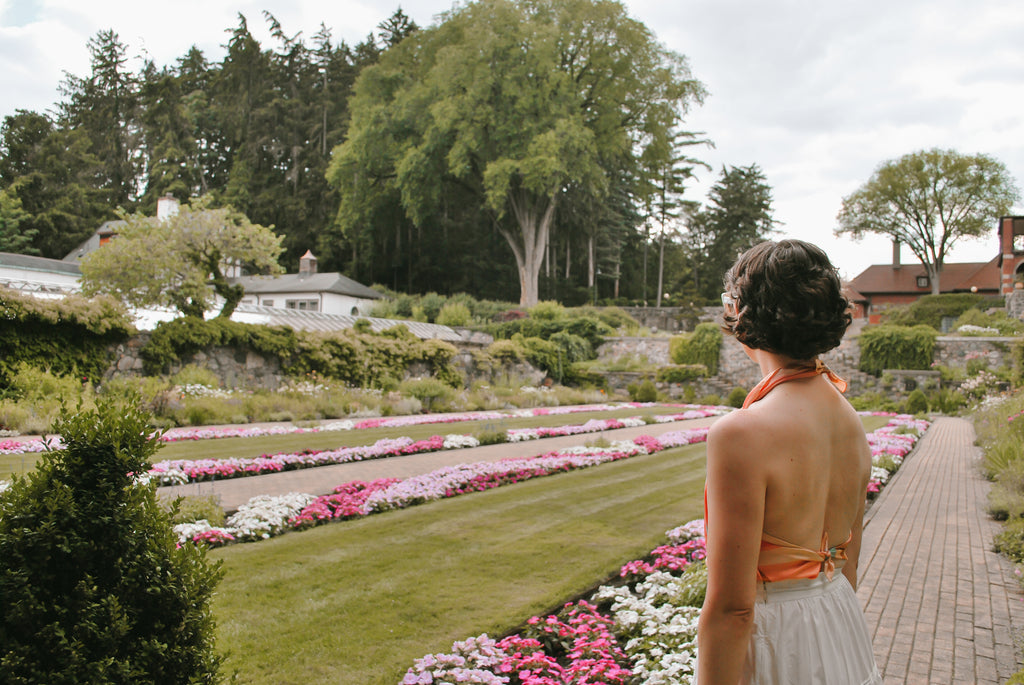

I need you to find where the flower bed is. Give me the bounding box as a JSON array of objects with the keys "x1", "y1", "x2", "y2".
[
  {"x1": 862, "y1": 414, "x2": 930, "y2": 497},
  {"x1": 147, "y1": 411, "x2": 722, "y2": 486},
  {"x1": 0, "y1": 402, "x2": 728, "y2": 454},
  {"x1": 173, "y1": 428, "x2": 711, "y2": 548},
  {"x1": 403, "y1": 520, "x2": 709, "y2": 685}
]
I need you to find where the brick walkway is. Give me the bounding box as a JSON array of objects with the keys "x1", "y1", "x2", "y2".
[{"x1": 858, "y1": 416, "x2": 1024, "y2": 684}]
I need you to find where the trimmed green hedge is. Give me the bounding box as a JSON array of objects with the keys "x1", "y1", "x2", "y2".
[
  {"x1": 669, "y1": 323, "x2": 723, "y2": 375},
  {"x1": 859, "y1": 325, "x2": 938, "y2": 375}
]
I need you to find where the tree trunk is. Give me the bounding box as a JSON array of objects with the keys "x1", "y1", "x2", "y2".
[
  {"x1": 499, "y1": 189, "x2": 556, "y2": 308},
  {"x1": 656, "y1": 231, "x2": 666, "y2": 308}
]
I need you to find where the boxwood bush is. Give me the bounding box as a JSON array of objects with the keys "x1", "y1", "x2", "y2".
[{"x1": 0, "y1": 398, "x2": 222, "y2": 682}]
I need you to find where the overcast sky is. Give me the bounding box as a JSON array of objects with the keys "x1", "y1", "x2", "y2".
[{"x1": 2, "y1": 0, "x2": 1023, "y2": 281}]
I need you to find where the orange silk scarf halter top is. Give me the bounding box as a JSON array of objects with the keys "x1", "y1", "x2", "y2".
[{"x1": 705, "y1": 359, "x2": 852, "y2": 582}]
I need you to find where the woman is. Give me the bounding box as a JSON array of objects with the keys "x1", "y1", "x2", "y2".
[{"x1": 695, "y1": 240, "x2": 882, "y2": 684}]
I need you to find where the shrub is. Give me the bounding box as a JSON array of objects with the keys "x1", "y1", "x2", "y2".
[
  {"x1": 669, "y1": 323, "x2": 722, "y2": 375},
  {"x1": 698, "y1": 394, "x2": 722, "y2": 406},
  {"x1": 475, "y1": 430, "x2": 508, "y2": 445},
  {"x1": 926, "y1": 388, "x2": 967, "y2": 415},
  {"x1": 0, "y1": 398, "x2": 223, "y2": 682},
  {"x1": 435, "y1": 302, "x2": 472, "y2": 327},
  {"x1": 993, "y1": 517, "x2": 1024, "y2": 563},
  {"x1": 953, "y1": 308, "x2": 1023, "y2": 336},
  {"x1": 419, "y1": 292, "x2": 445, "y2": 322},
  {"x1": 655, "y1": 365, "x2": 707, "y2": 383},
  {"x1": 398, "y1": 378, "x2": 455, "y2": 412},
  {"x1": 859, "y1": 325, "x2": 937, "y2": 375},
  {"x1": 726, "y1": 387, "x2": 748, "y2": 408},
  {"x1": 487, "y1": 339, "x2": 525, "y2": 364},
  {"x1": 563, "y1": 363, "x2": 608, "y2": 389},
  {"x1": 587, "y1": 306, "x2": 639, "y2": 332},
  {"x1": 904, "y1": 389, "x2": 929, "y2": 414},
  {"x1": 848, "y1": 391, "x2": 899, "y2": 413},
  {"x1": 549, "y1": 331, "x2": 593, "y2": 365},
  {"x1": 630, "y1": 379, "x2": 658, "y2": 402},
  {"x1": 884, "y1": 293, "x2": 983, "y2": 329},
  {"x1": 170, "y1": 495, "x2": 227, "y2": 527},
  {"x1": 171, "y1": 364, "x2": 221, "y2": 389},
  {"x1": 529, "y1": 300, "x2": 566, "y2": 321}
]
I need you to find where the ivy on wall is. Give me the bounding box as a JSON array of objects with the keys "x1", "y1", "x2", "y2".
[
  {"x1": 669, "y1": 323, "x2": 723, "y2": 375},
  {"x1": 859, "y1": 325, "x2": 938, "y2": 375},
  {"x1": 0, "y1": 289, "x2": 133, "y2": 388}
]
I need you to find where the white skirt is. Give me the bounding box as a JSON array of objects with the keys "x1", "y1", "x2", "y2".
[{"x1": 699, "y1": 573, "x2": 883, "y2": 685}]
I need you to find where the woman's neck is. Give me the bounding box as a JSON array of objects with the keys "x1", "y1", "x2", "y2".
[{"x1": 748, "y1": 348, "x2": 799, "y2": 377}]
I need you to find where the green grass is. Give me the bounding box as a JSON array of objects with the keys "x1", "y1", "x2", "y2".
[{"x1": 211, "y1": 443, "x2": 708, "y2": 685}]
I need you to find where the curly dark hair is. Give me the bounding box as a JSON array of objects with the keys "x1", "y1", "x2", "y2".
[{"x1": 722, "y1": 239, "x2": 852, "y2": 360}]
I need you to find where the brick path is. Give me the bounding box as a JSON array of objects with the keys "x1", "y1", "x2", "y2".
[{"x1": 858, "y1": 416, "x2": 1024, "y2": 684}]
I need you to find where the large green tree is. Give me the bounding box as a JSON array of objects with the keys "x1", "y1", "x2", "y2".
[
  {"x1": 836, "y1": 148, "x2": 1020, "y2": 294},
  {"x1": 328, "y1": 0, "x2": 706, "y2": 306},
  {"x1": 80, "y1": 199, "x2": 283, "y2": 318}
]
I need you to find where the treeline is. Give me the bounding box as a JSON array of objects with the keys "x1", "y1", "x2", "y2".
[{"x1": 0, "y1": 3, "x2": 776, "y2": 306}]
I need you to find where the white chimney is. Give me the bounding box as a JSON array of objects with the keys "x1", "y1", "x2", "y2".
[
  {"x1": 892, "y1": 239, "x2": 901, "y2": 269},
  {"x1": 299, "y1": 249, "x2": 318, "y2": 276},
  {"x1": 157, "y1": 195, "x2": 180, "y2": 222}
]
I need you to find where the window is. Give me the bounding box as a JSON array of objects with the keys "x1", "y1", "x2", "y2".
[
  {"x1": 286, "y1": 299, "x2": 319, "y2": 311},
  {"x1": 262, "y1": 299, "x2": 274, "y2": 307},
  {"x1": 916, "y1": 276, "x2": 929, "y2": 288}
]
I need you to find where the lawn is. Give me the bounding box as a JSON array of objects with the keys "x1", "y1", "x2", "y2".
[{"x1": 211, "y1": 442, "x2": 708, "y2": 685}]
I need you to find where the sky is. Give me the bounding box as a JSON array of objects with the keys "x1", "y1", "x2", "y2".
[{"x1": 2, "y1": 0, "x2": 1023, "y2": 281}]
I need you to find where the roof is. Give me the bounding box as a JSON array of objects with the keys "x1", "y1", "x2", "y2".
[
  {"x1": 232, "y1": 272, "x2": 383, "y2": 300},
  {"x1": 842, "y1": 283, "x2": 867, "y2": 303},
  {"x1": 0, "y1": 252, "x2": 82, "y2": 276},
  {"x1": 230, "y1": 303, "x2": 463, "y2": 341},
  {"x1": 848, "y1": 256, "x2": 1000, "y2": 295}
]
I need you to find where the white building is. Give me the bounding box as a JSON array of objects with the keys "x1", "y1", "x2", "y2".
[
  {"x1": 0, "y1": 252, "x2": 82, "y2": 298},
  {"x1": 234, "y1": 250, "x2": 383, "y2": 316}
]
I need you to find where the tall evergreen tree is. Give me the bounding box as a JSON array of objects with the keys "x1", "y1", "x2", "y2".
[
  {"x1": 59, "y1": 30, "x2": 142, "y2": 209},
  {"x1": 686, "y1": 163, "x2": 777, "y2": 300}
]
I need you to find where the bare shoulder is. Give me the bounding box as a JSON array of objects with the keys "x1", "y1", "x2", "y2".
[{"x1": 707, "y1": 407, "x2": 774, "y2": 469}]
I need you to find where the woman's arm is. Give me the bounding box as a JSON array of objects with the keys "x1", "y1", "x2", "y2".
[
  {"x1": 697, "y1": 413, "x2": 767, "y2": 685},
  {"x1": 842, "y1": 437, "x2": 872, "y2": 591}
]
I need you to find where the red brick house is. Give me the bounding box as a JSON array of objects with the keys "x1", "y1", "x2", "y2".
[{"x1": 845, "y1": 216, "x2": 1024, "y2": 321}]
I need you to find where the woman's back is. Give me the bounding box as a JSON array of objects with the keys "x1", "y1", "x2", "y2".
[{"x1": 746, "y1": 373, "x2": 872, "y2": 558}]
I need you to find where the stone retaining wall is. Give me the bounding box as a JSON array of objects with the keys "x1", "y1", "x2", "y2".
[
  {"x1": 933, "y1": 336, "x2": 1015, "y2": 369},
  {"x1": 105, "y1": 334, "x2": 290, "y2": 390}
]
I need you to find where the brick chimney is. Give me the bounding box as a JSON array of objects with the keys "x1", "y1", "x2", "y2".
[
  {"x1": 299, "y1": 249, "x2": 318, "y2": 276},
  {"x1": 157, "y1": 194, "x2": 180, "y2": 222},
  {"x1": 892, "y1": 239, "x2": 901, "y2": 269}
]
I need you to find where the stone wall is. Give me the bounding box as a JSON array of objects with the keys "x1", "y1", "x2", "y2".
[
  {"x1": 104, "y1": 332, "x2": 540, "y2": 390},
  {"x1": 933, "y1": 336, "x2": 1015, "y2": 370},
  {"x1": 596, "y1": 336, "x2": 673, "y2": 366},
  {"x1": 105, "y1": 334, "x2": 290, "y2": 390}
]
